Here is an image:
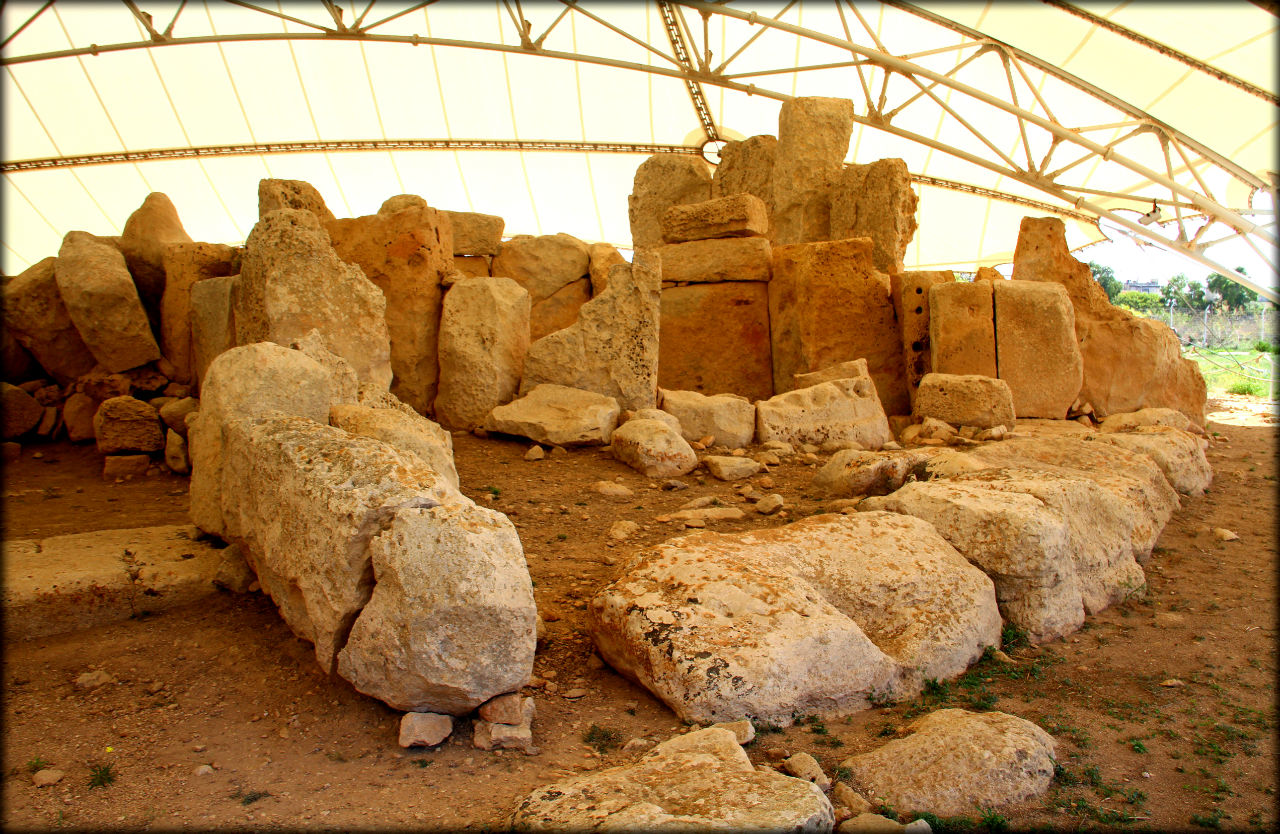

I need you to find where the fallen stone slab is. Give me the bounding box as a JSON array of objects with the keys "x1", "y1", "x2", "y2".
[
  {"x1": 704, "y1": 455, "x2": 761, "y2": 481},
  {"x1": 756, "y1": 377, "x2": 892, "y2": 451},
  {"x1": 511, "y1": 727, "x2": 833, "y2": 832},
  {"x1": 330, "y1": 402, "x2": 460, "y2": 490},
  {"x1": 841, "y1": 709, "x2": 1055, "y2": 818},
  {"x1": 484, "y1": 384, "x2": 620, "y2": 447},
  {"x1": 1092, "y1": 425, "x2": 1211, "y2": 496},
  {"x1": 659, "y1": 388, "x2": 755, "y2": 449},
  {"x1": 2, "y1": 525, "x2": 222, "y2": 641},
  {"x1": 1098, "y1": 406, "x2": 1197, "y2": 435},
  {"x1": 610, "y1": 418, "x2": 698, "y2": 478}
]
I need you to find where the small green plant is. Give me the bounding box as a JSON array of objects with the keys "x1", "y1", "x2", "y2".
[
  {"x1": 1000, "y1": 623, "x2": 1030, "y2": 650},
  {"x1": 238, "y1": 789, "x2": 270, "y2": 806},
  {"x1": 411, "y1": 759, "x2": 431, "y2": 768},
  {"x1": 978, "y1": 807, "x2": 1008, "y2": 831},
  {"x1": 1130, "y1": 738, "x2": 1149, "y2": 753},
  {"x1": 1190, "y1": 808, "x2": 1230, "y2": 829},
  {"x1": 485, "y1": 485, "x2": 501, "y2": 497},
  {"x1": 833, "y1": 766, "x2": 853, "y2": 782},
  {"x1": 26, "y1": 756, "x2": 50, "y2": 773},
  {"x1": 556, "y1": 533, "x2": 568, "y2": 541},
  {"x1": 877, "y1": 721, "x2": 897, "y2": 737},
  {"x1": 87, "y1": 762, "x2": 116, "y2": 788},
  {"x1": 582, "y1": 724, "x2": 623, "y2": 753},
  {"x1": 325, "y1": 750, "x2": 348, "y2": 762},
  {"x1": 755, "y1": 722, "x2": 783, "y2": 734}
]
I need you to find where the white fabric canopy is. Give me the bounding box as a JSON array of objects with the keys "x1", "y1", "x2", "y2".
[{"x1": 2, "y1": 1, "x2": 1276, "y2": 298}]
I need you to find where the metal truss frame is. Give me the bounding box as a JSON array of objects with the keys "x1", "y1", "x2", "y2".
[{"x1": 2, "y1": 0, "x2": 1275, "y2": 300}]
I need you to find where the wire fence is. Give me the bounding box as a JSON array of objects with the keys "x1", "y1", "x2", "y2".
[{"x1": 1153, "y1": 309, "x2": 1280, "y2": 350}]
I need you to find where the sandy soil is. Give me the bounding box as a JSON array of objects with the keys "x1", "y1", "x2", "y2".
[{"x1": 2, "y1": 395, "x2": 1276, "y2": 832}]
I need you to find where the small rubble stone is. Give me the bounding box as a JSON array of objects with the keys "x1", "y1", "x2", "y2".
[
  {"x1": 74, "y1": 669, "x2": 117, "y2": 690},
  {"x1": 32, "y1": 769, "x2": 65, "y2": 788},
  {"x1": 524, "y1": 444, "x2": 545, "y2": 461},
  {"x1": 193, "y1": 765, "x2": 216, "y2": 777},
  {"x1": 669, "y1": 507, "x2": 746, "y2": 523},
  {"x1": 164, "y1": 429, "x2": 190, "y2": 474},
  {"x1": 755, "y1": 494, "x2": 785, "y2": 515},
  {"x1": 213, "y1": 543, "x2": 256, "y2": 594},
  {"x1": 479, "y1": 693, "x2": 527, "y2": 725},
  {"x1": 94, "y1": 395, "x2": 164, "y2": 454},
  {"x1": 592, "y1": 481, "x2": 635, "y2": 499},
  {"x1": 704, "y1": 455, "x2": 762, "y2": 481},
  {"x1": 609, "y1": 520, "x2": 640, "y2": 541},
  {"x1": 103, "y1": 455, "x2": 151, "y2": 480},
  {"x1": 833, "y1": 783, "x2": 873, "y2": 816},
  {"x1": 711, "y1": 719, "x2": 756, "y2": 744},
  {"x1": 782, "y1": 752, "x2": 831, "y2": 791},
  {"x1": 399, "y1": 712, "x2": 453, "y2": 748},
  {"x1": 840, "y1": 813, "x2": 906, "y2": 833}
]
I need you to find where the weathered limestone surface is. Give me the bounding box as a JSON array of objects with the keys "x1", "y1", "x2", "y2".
[
  {"x1": 792, "y1": 357, "x2": 874, "y2": 391},
  {"x1": 929, "y1": 281, "x2": 996, "y2": 378},
  {"x1": 441, "y1": 210, "x2": 504, "y2": 256},
  {"x1": 756, "y1": 377, "x2": 892, "y2": 451},
  {"x1": 1012, "y1": 217, "x2": 1206, "y2": 425},
  {"x1": 435, "y1": 277, "x2": 530, "y2": 430},
  {"x1": 659, "y1": 281, "x2": 773, "y2": 402},
  {"x1": 62, "y1": 392, "x2": 100, "y2": 442},
  {"x1": 189, "y1": 275, "x2": 238, "y2": 389},
  {"x1": 491, "y1": 233, "x2": 591, "y2": 340},
  {"x1": 657, "y1": 237, "x2": 772, "y2": 285},
  {"x1": 330, "y1": 403, "x2": 459, "y2": 489},
  {"x1": 119, "y1": 193, "x2": 193, "y2": 327},
  {"x1": 378, "y1": 194, "x2": 427, "y2": 215},
  {"x1": 891, "y1": 270, "x2": 954, "y2": 404},
  {"x1": 661, "y1": 194, "x2": 769, "y2": 243},
  {"x1": 609, "y1": 418, "x2": 698, "y2": 478},
  {"x1": 829, "y1": 158, "x2": 918, "y2": 274},
  {"x1": 512, "y1": 728, "x2": 833, "y2": 832},
  {"x1": 258, "y1": 179, "x2": 335, "y2": 221},
  {"x1": 770, "y1": 238, "x2": 908, "y2": 414},
  {"x1": 586, "y1": 242, "x2": 626, "y2": 296},
  {"x1": 1093, "y1": 425, "x2": 1212, "y2": 496},
  {"x1": 628, "y1": 154, "x2": 713, "y2": 248},
  {"x1": 325, "y1": 204, "x2": 453, "y2": 412},
  {"x1": 773, "y1": 97, "x2": 855, "y2": 244},
  {"x1": 659, "y1": 388, "x2": 756, "y2": 448},
  {"x1": 530, "y1": 279, "x2": 592, "y2": 342},
  {"x1": 290, "y1": 330, "x2": 358, "y2": 407},
  {"x1": 452, "y1": 256, "x2": 490, "y2": 279},
  {"x1": 841, "y1": 709, "x2": 1055, "y2": 817},
  {"x1": 484, "y1": 384, "x2": 619, "y2": 447},
  {"x1": 93, "y1": 395, "x2": 164, "y2": 454},
  {"x1": 55, "y1": 232, "x2": 162, "y2": 372},
  {"x1": 160, "y1": 243, "x2": 237, "y2": 384},
  {"x1": 1099, "y1": 407, "x2": 1196, "y2": 434},
  {"x1": 813, "y1": 448, "x2": 934, "y2": 498},
  {"x1": 713, "y1": 135, "x2": 778, "y2": 240},
  {"x1": 235, "y1": 209, "x2": 392, "y2": 390},
  {"x1": 993, "y1": 281, "x2": 1082, "y2": 419},
  {"x1": 520, "y1": 252, "x2": 660, "y2": 411},
  {"x1": 2, "y1": 383, "x2": 43, "y2": 439},
  {"x1": 2, "y1": 257, "x2": 97, "y2": 382},
  {"x1": 914, "y1": 373, "x2": 1016, "y2": 430}
]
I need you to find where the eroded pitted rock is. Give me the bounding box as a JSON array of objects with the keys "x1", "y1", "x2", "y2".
[
  {"x1": 55, "y1": 231, "x2": 162, "y2": 372},
  {"x1": 258, "y1": 178, "x2": 335, "y2": 221},
  {"x1": 2, "y1": 257, "x2": 97, "y2": 383},
  {"x1": 1093, "y1": 425, "x2": 1211, "y2": 496},
  {"x1": 330, "y1": 402, "x2": 459, "y2": 489},
  {"x1": 756, "y1": 376, "x2": 892, "y2": 451},
  {"x1": 435, "y1": 277, "x2": 531, "y2": 430},
  {"x1": 628, "y1": 154, "x2": 713, "y2": 248},
  {"x1": 610, "y1": 418, "x2": 698, "y2": 478},
  {"x1": 659, "y1": 388, "x2": 755, "y2": 449},
  {"x1": 484, "y1": 384, "x2": 620, "y2": 447},
  {"x1": 914, "y1": 373, "x2": 1016, "y2": 431}
]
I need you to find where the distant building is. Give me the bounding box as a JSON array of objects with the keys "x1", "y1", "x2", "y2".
[{"x1": 1122, "y1": 279, "x2": 1161, "y2": 294}]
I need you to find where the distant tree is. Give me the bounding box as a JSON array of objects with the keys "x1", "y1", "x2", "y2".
[
  {"x1": 1088, "y1": 261, "x2": 1121, "y2": 302},
  {"x1": 1114, "y1": 291, "x2": 1162, "y2": 314},
  {"x1": 1161, "y1": 273, "x2": 1209, "y2": 311},
  {"x1": 1206, "y1": 267, "x2": 1259, "y2": 312}
]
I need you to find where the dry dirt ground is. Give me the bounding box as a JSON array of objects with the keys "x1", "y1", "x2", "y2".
[{"x1": 2, "y1": 395, "x2": 1276, "y2": 832}]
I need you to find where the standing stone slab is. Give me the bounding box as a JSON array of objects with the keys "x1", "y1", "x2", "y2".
[
  {"x1": 756, "y1": 378, "x2": 892, "y2": 451},
  {"x1": 258, "y1": 178, "x2": 335, "y2": 221},
  {"x1": 491, "y1": 233, "x2": 591, "y2": 340},
  {"x1": 929, "y1": 281, "x2": 996, "y2": 378},
  {"x1": 235, "y1": 209, "x2": 392, "y2": 390},
  {"x1": 160, "y1": 243, "x2": 237, "y2": 385},
  {"x1": 713, "y1": 135, "x2": 778, "y2": 239},
  {"x1": 660, "y1": 194, "x2": 769, "y2": 243},
  {"x1": 189, "y1": 275, "x2": 238, "y2": 390},
  {"x1": 891, "y1": 270, "x2": 955, "y2": 405},
  {"x1": 586, "y1": 242, "x2": 627, "y2": 296},
  {"x1": 441, "y1": 210, "x2": 504, "y2": 256},
  {"x1": 993, "y1": 281, "x2": 1082, "y2": 419},
  {"x1": 519, "y1": 251, "x2": 661, "y2": 412},
  {"x1": 336, "y1": 502, "x2": 535, "y2": 713},
  {"x1": 829, "y1": 158, "x2": 919, "y2": 274},
  {"x1": 530, "y1": 279, "x2": 592, "y2": 342},
  {"x1": 512, "y1": 728, "x2": 833, "y2": 832},
  {"x1": 325, "y1": 204, "x2": 453, "y2": 413},
  {"x1": 119, "y1": 192, "x2": 193, "y2": 328},
  {"x1": 2, "y1": 257, "x2": 97, "y2": 383},
  {"x1": 628, "y1": 154, "x2": 713, "y2": 248},
  {"x1": 772, "y1": 97, "x2": 855, "y2": 245},
  {"x1": 483, "y1": 384, "x2": 619, "y2": 447},
  {"x1": 55, "y1": 232, "x2": 162, "y2": 372},
  {"x1": 659, "y1": 281, "x2": 773, "y2": 401},
  {"x1": 435, "y1": 277, "x2": 531, "y2": 430},
  {"x1": 659, "y1": 388, "x2": 756, "y2": 448},
  {"x1": 770, "y1": 238, "x2": 908, "y2": 414},
  {"x1": 841, "y1": 709, "x2": 1055, "y2": 817},
  {"x1": 657, "y1": 237, "x2": 772, "y2": 284}
]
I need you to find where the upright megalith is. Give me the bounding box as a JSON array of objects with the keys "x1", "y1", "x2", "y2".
[
  {"x1": 2, "y1": 257, "x2": 97, "y2": 383},
  {"x1": 54, "y1": 232, "x2": 162, "y2": 373},
  {"x1": 235, "y1": 209, "x2": 392, "y2": 390},
  {"x1": 258, "y1": 178, "x2": 335, "y2": 222},
  {"x1": 189, "y1": 275, "x2": 238, "y2": 390},
  {"x1": 119, "y1": 193, "x2": 193, "y2": 330},
  {"x1": 993, "y1": 280, "x2": 1082, "y2": 419},
  {"x1": 713, "y1": 135, "x2": 778, "y2": 238},
  {"x1": 434, "y1": 277, "x2": 531, "y2": 431},
  {"x1": 628, "y1": 154, "x2": 714, "y2": 248},
  {"x1": 491, "y1": 233, "x2": 592, "y2": 342},
  {"x1": 772, "y1": 97, "x2": 855, "y2": 245},
  {"x1": 891, "y1": 270, "x2": 955, "y2": 404},
  {"x1": 519, "y1": 250, "x2": 662, "y2": 412},
  {"x1": 929, "y1": 281, "x2": 997, "y2": 378},
  {"x1": 325, "y1": 203, "x2": 454, "y2": 413},
  {"x1": 160, "y1": 243, "x2": 238, "y2": 385},
  {"x1": 829, "y1": 158, "x2": 919, "y2": 275}
]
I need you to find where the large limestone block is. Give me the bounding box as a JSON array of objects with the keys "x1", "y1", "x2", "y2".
[
  {"x1": 993, "y1": 281, "x2": 1082, "y2": 419},
  {"x1": 440, "y1": 210, "x2": 504, "y2": 256},
  {"x1": 483, "y1": 384, "x2": 619, "y2": 446},
  {"x1": 2, "y1": 258, "x2": 97, "y2": 382},
  {"x1": 336, "y1": 503, "x2": 535, "y2": 713},
  {"x1": 236, "y1": 209, "x2": 392, "y2": 389},
  {"x1": 756, "y1": 378, "x2": 892, "y2": 451},
  {"x1": 221, "y1": 416, "x2": 462, "y2": 673},
  {"x1": 55, "y1": 232, "x2": 162, "y2": 372},
  {"x1": 189, "y1": 275, "x2": 238, "y2": 390},
  {"x1": 813, "y1": 448, "x2": 935, "y2": 497},
  {"x1": 187, "y1": 343, "x2": 334, "y2": 537},
  {"x1": 792, "y1": 357, "x2": 873, "y2": 390},
  {"x1": 378, "y1": 194, "x2": 427, "y2": 215},
  {"x1": 929, "y1": 281, "x2": 996, "y2": 378},
  {"x1": 657, "y1": 237, "x2": 772, "y2": 284},
  {"x1": 2, "y1": 383, "x2": 43, "y2": 439},
  {"x1": 829, "y1": 158, "x2": 918, "y2": 274},
  {"x1": 773, "y1": 97, "x2": 855, "y2": 244},
  {"x1": 628, "y1": 154, "x2": 713, "y2": 248},
  {"x1": 119, "y1": 193, "x2": 193, "y2": 327},
  {"x1": 290, "y1": 329, "x2": 359, "y2": 407},
  {"x1": 520, "y1": 252, "x2": 660, "y2": 411},
  {"x1": 258, "y1": 178, "x2": 335, "y2": 221},
  {"x1": 491, "y1": 233, "x2": 590, "y2": 338},
  {"x1": 512, "y1": 727, "x2": 833, "y2": 832},
  {"x1": 435, "y1": 277, "x2": 531, "y2": 430},
  {"x1": 661, "y1": 194, "x2": 769, "y2": 243},
  {"x1": 452, "y1": 256, "x2": 490, "y2": 279},
  {"x1": 841, "y1": 709, "x2": 1055, "y2": 817},
  {"x1": 713, "y1": 135, "x2": 778, "y2": 239},
  {"x1": 891, "y1": 270, "x2": 955, "y2": 403},
  {"x1": 159, "y1": 243, "x2": 237, "y2": 384},
  {"x1": 609, "y1": 418, "x2": 698, "y2": 478},
  {"x1": 93, "y1": 395, "x2": 164, "y2": 454},
  {"x1": 1099, "y1": 407, "x2": 1194, "y2": 434},
  {"x1": 1012, "y1": 217, "x2": 1112, "y2": 322},
  {"x1": 914, "y1": 373, "x2": 1015, "y2": 430},
  {"x1": 1093, "y1": 425, "x2": 1212, "y2": 496},
  {"x1": 325, "y1": 204, "x2": 453, "y2": 413},
  {"x1": 530, "y1": 278, "x2": 591, "y2": 342},
  {"x1": 330, "y1": 403, "x2": 459, "y2": 489},
  {"x1": 659, "y1": 388, "x2": 755, "y2": 448},
  {"x1": 62, "y1": 392, "x2": 100, "y2": 442},
  {"x1": 586, "y1": 242, "x2": 626, "y2": 295},
  {"x1": 770, "y1": 238, "x2": 909, "y2": 414},
  {"x1": 659, "y1": 281, "x2": 773, "y2": 401}
]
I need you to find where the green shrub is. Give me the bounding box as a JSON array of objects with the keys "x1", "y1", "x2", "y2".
[{"x1": 1227, "y1": 381, "x2": 1263, "y2": 396}]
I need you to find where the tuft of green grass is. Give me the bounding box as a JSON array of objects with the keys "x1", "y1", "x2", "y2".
[
  {"x1": 26, "y1": 756, "x2": 50, "y2": 773},
  {"x1": 87, "y1": 762, "x2": 116, "y2": 788},
  {"x1": 833, "y1": 765, "x2": 853, "y2": 782},
  {"x1": 1129, "y1": 738, "x2": 1149, "y2": 753},
  {"x1": 485, "y1": 485, "x2": 501, "y2": 497},
  {"x1": 978, "y1": 807, "x2": 1009, "y2": 831},
  {"x1": 1227, "y1": 381, "x2": 1263, "y2": 396},
  {"x1": 236, "y1": 789, "x2": 270, "y2": 806},
  {"x1": 1001, "y1": 623, "x2": 1031, "y2": 650},
  {"x1": 1190, "y1": 808, "x2": 1230, "y2": 829},
  {"x1": 582, "y1": 724, "x2": 623, "y2": 754}
]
